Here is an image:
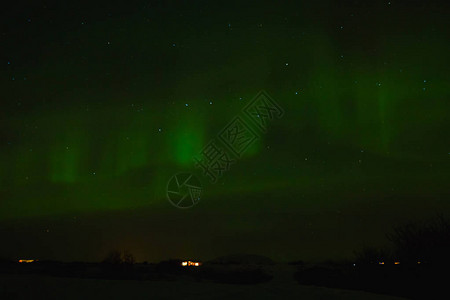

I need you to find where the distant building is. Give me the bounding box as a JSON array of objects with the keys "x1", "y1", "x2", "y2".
[
  {"x1": 18, "y1": 259, "x2": 35, "y2": 263},
  {"x1": 181, "y1": 261, "x2": 202, "y2": 267}
]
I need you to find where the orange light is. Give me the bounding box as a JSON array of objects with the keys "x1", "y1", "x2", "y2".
[
  {"x1": 378, "y1": 262, "x2": 384, "y2": 265},
  {"x1": 18, "y1": 259, "x2": 34, "y2": 263},
  {"x1": 394, "y1": 262, "x2": 400, "y2": 265},
  {"x1": 181, "y1": 260, "x2": 201, "y2": 267}
]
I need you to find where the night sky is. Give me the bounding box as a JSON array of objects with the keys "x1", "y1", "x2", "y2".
[{"x1": 1, "y1": 0, "x2": 449, "y2": 262}]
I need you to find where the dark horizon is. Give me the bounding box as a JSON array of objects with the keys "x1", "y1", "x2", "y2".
[{"x1": 1, "y1": 203, "x2": 447, "y2": 263}]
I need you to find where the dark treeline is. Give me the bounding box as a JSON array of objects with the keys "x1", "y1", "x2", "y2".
[
  {"x1": 0, "y1": 253, "x2": 273, "y2": 284},
  {"x1": 295, "y1": 214, "x2": 450, "y2": 299}
]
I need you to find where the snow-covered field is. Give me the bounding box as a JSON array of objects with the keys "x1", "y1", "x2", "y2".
[{"x1": 0, "y1": 273, "x2": 408, "y2": 300}]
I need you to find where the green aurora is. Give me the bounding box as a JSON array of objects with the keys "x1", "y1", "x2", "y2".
[{"x1": 0, "y1": 0, "x2": 449, "y2": 262}]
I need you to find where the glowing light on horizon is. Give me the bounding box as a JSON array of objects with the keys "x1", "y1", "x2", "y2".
[{"x1": 181, "y1": 260, "x2": 201, "y2": 267}]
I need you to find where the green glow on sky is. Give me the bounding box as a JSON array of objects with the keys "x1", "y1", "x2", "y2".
[
  {"x1": 1, "y1": 0, "x2": 449, "y2": 262},
  {"x1": 171, "y1": 119, "x2": 205, "y2": 167}
]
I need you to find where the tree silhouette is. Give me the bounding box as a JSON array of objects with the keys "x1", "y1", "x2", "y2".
[
  {"x1": 386, "y1": 214, "x2": 450, "y2": 266},
  {"x1": 102, "y1": 250, "x2": 135, "y2": 265},
  {"x1": 122, "y1": 250, "x2": 135, "y2": 265},
  {"x1": 354, "y1": 246, "x2": 391, "y2": 265}
]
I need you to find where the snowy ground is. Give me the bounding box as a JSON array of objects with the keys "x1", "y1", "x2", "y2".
[{"x1": 0, "y1": 272, "x2": 408, "y2": 300}]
